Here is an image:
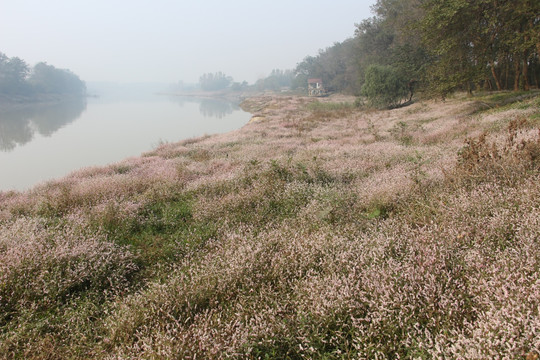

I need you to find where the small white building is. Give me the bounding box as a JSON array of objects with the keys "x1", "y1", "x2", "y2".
[{"x1": 308, "y1": 78, "x2": 325, "y2": 96}]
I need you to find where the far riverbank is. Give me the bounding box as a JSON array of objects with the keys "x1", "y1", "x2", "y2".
[{"x1": 0, "y1": 93, "x2": 87, "y2": 112}]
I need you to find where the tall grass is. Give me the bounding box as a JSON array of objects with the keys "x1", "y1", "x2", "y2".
[{"x1": 0, "y1": 93, "x2": 539, "y2": 359}]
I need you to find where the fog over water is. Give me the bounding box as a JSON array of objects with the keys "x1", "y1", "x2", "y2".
[
  {"x1": 0, "y1": 1, "x2": 376, "y2": 190},
  {"x1": 0, "y1": 94, "x2": 250, "y2": 191},
  {"x1": 0, "y1": 1, "x2": 374, "y2": 84}
]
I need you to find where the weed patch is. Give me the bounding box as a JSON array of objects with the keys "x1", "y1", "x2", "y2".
[{"x1": 454, "y1": 118, "x2": 540, "y2": 186}]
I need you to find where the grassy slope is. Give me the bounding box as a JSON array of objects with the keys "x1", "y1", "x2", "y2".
[{"x1": 1, "y1": 92, "x2": 539, "y2": 359}]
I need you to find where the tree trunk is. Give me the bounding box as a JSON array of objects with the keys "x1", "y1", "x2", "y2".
[
  {"x1": 522, "y1": 51, "x2": 530, "y2": 91},
  {"x1": 467, "y1": 82, "x2": 473, "y2": 96},
  {"x1": 514, "y1": 57, "x2": 521, "y2": 91},
  {"x1": 504, "y1": 58, "x2": 510, "y2": 90},
  {"x1": 534, "y1": 62, "x2": 540, "y2": 89},
  {"x1": 490, "y1": 62, "x2": 502, "y2": 90}
]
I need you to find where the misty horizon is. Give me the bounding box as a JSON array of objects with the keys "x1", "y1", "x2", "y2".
[{"x1": 1, "y1": 1, "x2": 375, "y2": 85}]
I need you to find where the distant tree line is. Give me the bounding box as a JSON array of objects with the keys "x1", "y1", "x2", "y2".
[
  {"x1": 293, "y1": 0, "x2": 539, "y2": 106},
  {"x1": 0, "y1": 52, "x2": 86, "y2": 98},
  {"x1": 255, "y1": 69, "x2": 294, "y2": 91},
  {"x1": 198, "y1": 72, "x2": 233, "y2": 91}
]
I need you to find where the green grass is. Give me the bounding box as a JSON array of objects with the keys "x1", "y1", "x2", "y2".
[
  {"x1": 471, "y1": 90, "x2": 540, "y2": 112},
  {"x1": 306, "y1": 101, "x2": 357, "y2": 112}
]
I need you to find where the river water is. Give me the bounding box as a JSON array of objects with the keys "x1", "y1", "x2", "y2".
[{"x1": 0, "y1": 95, "x2": 250, "y2": 191}]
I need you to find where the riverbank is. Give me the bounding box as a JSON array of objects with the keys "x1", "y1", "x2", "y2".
[
  {"x1": 160, "y1": 88, "x2": 303, "y2": 105},
  {"x1": 0, "y1": 93, "x2": 86, "y2": 112},
  {"x1": 160, "y1": 89, "x2": 249, "y2": 104},
  {"x1": 1, "y1": 93, "x2": 539, "y2": 359}
]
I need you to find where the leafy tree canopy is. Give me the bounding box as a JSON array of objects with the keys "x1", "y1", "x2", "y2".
[
  {"x1": 29, "y1": 62, "x2": 86, "y2": 96},
  {"x1": 293, "y1": 0, "x2": 539, "y2": 100},
  {"x1": 0, "y1": 52, "x2": 86, "y2": 98},
  {"x1": 362, "y1": 64, "x2": 409, "y2": 108}
]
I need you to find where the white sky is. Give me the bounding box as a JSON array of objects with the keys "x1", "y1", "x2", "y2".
[{"x1": 0, "y1": 0, "x2": 376, "y2": 84}]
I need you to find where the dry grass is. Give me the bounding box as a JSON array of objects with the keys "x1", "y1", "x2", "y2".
[{"x1": 1, "y1": 93, "x2": 539, "y2": 359}]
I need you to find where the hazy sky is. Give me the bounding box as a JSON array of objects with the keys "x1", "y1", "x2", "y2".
[{"x1": 1, "y1": 0, "x2": 376, "y2": 84}]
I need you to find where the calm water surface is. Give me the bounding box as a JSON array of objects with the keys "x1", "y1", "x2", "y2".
[{"x1": 0, "y1": 95, "x2": 250, "y2": 191}]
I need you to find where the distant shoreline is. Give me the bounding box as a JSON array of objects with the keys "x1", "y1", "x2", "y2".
[
  {"x1": 0, "y1": 93, "x2": 87, "y2": 112},
  {"x1": 158, "y1": 90, "x2": 251, "y2": 104}
]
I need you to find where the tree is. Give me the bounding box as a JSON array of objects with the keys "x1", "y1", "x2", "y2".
[
  {"x1": 419, "y1": 0, "x2": 540, "y2": 94},
  {"x1": 352, "y1": 0, "x2": 427, "y2": 98},
  {"x1": 29, "y1": 62, "x2": 86, "y2": 96},
  {"x1": 362, "y1": 64, "x2": 409, "y2": 108},
  {"x1": 199, "y1": 72, "x2": 233, "y2": 91},
  {"x1": 293, "y1": 40, "x2": 363, "y2": 94},
  {"x1": 0, "y1": 52, "x2": 30, "y2": 94},
  {"x1": 255, "y1": 69, "x2": 294, "y2": 91},
  {"x1": 0, "y1": 53, "x2": 86, "y2": 98},
  {"x1": 293, "y1": 55, "x2": 316, "y2": 90},
  {"x1": 289, "y1": 0, "x2": 538, "y2": 99}
]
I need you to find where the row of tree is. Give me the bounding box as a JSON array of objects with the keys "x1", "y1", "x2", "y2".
[
  {"x1": 254, "y1": 69, "x2": 294, "y2": 91},
  {"x1": 0, "y1": 52, "x2": 86, "y2": 98},
  {"x1": 198, "y1": 72, "x2": 233, "y2": 91},
  {"x1": 197, "y1": 70, "x2": 295, "y2": 93},
  {"x1": 294, "y1": 0, "x2": 539, "y2": 106}
]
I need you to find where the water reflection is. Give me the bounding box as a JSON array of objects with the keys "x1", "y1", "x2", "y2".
[
  {"x1": 0, "y1": 96, "x2": 242, "y2": 153},
  {"x1": 199, "y1": 98, "x2": 238, "y2": 119},
  {"x1": 167, "y1": 96, "x2": 240, "y2": 119},
  {"x1": 0, "y1": 95, "x2": 250, "y2": 191},
  {"x1": 0, "y1": 98, "x2": 87, "y2": 152}
]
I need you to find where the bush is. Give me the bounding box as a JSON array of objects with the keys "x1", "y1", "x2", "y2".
[{"x1": 362, "y1": 64, "x2": 409, "y2": 109}]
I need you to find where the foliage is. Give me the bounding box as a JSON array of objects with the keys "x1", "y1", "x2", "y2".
[
  {"x1": 362, "y1": 64, "x2": 409, "y2": 108},
  {"x1": 293, "y1": 0, "x2": 538, "y2": 99},
  {"x1": 419, "y1": 0, "x2": 540, "y2": 94},
  {"x1": 0, "y1": 52, "x2": 86, "y2": 98},
  {"x1": 0, "y1": 53, "x2": 30, "y2": 95},
  {"x1": 455, "y1": 118, "x2": 540, "y2": 186},
  {"x1": 255, "y1": 69, "x2": 294, "y2": 91},
  {"x1": 230, "y1": 80, "x2": 249, "y2": 91},
  {"x1": 29, "y1": 62, "x2": 86, "y2": 96},
  {"x1": 198, "y1": 71, "x2": 233, "y2": 91},
  {"x1": 294, "y1": 39, "x2": 362, "y2": 94},
  {"x1": 294, "y1": 0, "x2": 426, "y2": 96}
]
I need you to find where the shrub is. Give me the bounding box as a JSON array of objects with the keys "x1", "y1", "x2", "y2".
[
  {"x1": 362, "y1": 64, "x2": 409, "y2": 109},
  {"x1": 454, "y1": 118, "x2": 540, "y2": 186}
]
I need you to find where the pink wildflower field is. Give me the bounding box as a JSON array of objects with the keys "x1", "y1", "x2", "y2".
[{"x1": 0, "y1": 92, "x2": 539, "y2": 359}]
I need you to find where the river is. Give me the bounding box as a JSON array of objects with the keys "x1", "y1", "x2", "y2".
[{"x1": 0, "y1": 94, "x2": 250, "y2": 191}]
